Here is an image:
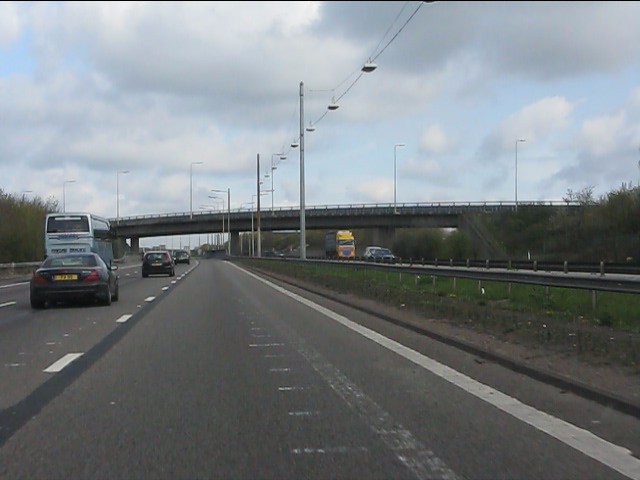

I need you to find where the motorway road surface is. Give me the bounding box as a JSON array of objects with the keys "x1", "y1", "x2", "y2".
[{"x1": 0, "y1": 258, "x2": 639, "y2": 479}]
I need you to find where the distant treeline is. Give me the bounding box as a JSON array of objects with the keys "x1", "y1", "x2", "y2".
[
  {"x1": 2, "y1": 183, "x2": 639, "y2": 264},
  {"x1": 0, "y1": 189, "x2": 58, "y2": 263}
]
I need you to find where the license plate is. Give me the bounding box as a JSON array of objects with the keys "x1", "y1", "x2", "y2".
[
  {"x1": 54, "y1": 274, "x2": 78, "y2": 281},
  {"x1": 152, "y1": 262, "x2": 162, "y2": 266}
]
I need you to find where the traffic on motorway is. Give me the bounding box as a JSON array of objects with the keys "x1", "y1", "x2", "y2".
[{"x1": 0, "y1": 257, "x2": 639, "y2": 479}]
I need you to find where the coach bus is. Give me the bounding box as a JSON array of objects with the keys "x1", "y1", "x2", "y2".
[{"x1": 44, "y1": 212, "x2": 114, "y2": 263}]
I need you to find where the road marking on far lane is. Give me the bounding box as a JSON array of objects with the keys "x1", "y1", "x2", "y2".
[
  {"x1": 116, "y1": 314, "x2": 133, "y2": 324},
  {"x1": 0, "y1": 301, "x2": 17, "y2": 308},
  {"x1": 43, "y1": 353, "x2": 83, "y2": 373}
]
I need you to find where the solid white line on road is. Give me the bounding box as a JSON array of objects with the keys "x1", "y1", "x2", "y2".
[
  {"x1": 249, "y1": 343, "x2": 285, "y2": 347},
  {"x1": 0, "y1": 301, "x2": 17, "y2": 308},
  {"x1": 116, "y1": 314, "x2": 133, "y2": 324},
  {"x1": 144, "y1": 296, "x2": 155, "y2": 302},
  {"x1": 162, "y1": 286, "x2": 170, "y2": 291},
  {"x1": 236, "y1": 263, "x2": 640, "y2": 480},
  {"x1": 43, "y1": 353, "x2": 83, "y2": 373}
]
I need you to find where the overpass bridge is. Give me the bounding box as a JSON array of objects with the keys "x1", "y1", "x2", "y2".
[{"x1": 111, "y1": 201, "x2": 577, "y2": 256}]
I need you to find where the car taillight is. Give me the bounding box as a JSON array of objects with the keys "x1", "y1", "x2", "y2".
[
  {"x1": 32, "y1": 271, "x2": 47, "y2": 284},
  {"x1": 83, "y1": 270, "x2": 100, "y2": 282}
]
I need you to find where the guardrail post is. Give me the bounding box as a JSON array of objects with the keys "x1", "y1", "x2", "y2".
[
  {"x1": 450, "y1": 258, "x2": 453, "y2": 267},
  {"x1": 421, "y1": 257, "x2": 425, "y2": 266},
  {"x1": 533, "y1": 260, "x2": 538, "y2": 272},
  {"x1": 485, "y1": 259, "x2": 489, "y2": 269},
  {"x1": 564, "y1": 260, "x2": 568, "y2": 274},
  {"x1": 435, "y1": 258, "x2": 439, "y2": 267},
  {"x1": 592, "y1": 290, "x2": 597, "y2": 311},
  {"x1": 508, "y1": 259, "x2": 512, "y2": 270},
  {"x1": 600, "y1": 261, "x2": 605, "y2": 276},
  {"x1": 466, "y1": 258, "x2": 470, "y2": 268}
]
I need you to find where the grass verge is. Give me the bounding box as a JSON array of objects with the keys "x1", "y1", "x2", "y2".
[{"x1": 237, "y1": 258, "x2": 640, "y2": 369}]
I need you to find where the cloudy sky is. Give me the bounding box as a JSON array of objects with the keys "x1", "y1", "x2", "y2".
[{"x1": 2, "y1": 1, "x2": 640, "y2": 246}]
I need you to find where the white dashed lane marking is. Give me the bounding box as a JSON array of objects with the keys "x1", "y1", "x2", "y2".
[
  {"x1": 116, "y1": 314, "x2": 133, "y2": 324},
  {"x1": 43, "y1": 353, "x2": 83, "y2": 373}
]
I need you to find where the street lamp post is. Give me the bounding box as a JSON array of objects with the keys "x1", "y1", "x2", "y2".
[
  {"x1": 515, "y1": 139, "x2": 526, "y2": 211},
  {"x1": 243, "y1": 200, "x2": 256, "y2": 256},
  {"x1": 270, "y1": 153, "x2": 285, "y2": 212},
  {"x1": 208, "y1": 195, "x2": 225, "y2": 248},
  {"x1": 299, "y1": 81, "x2": 306, "y2": 259},
  {"x1": 62, "y1": 180, "x2": 75, "y2": 213},
  {"x1": 116, "y1": 170, "x2": 129, "y2": 222},
  {"x1": 190, "y1": 161, "x2": 203, "y2": 219},
  {"x1": 394, "y1": 143, "x2": 405, "y2": 214},
  {"x1": 256, "y1": 154, "x2": 262, "y2": 257},
  {"x1": 211, "y1": 188, "x2": 231, "y2": 255}
]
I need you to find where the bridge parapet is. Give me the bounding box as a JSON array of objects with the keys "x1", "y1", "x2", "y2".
[{"x1": 110, "y1": 201, "x2": 581, "y2": 241}]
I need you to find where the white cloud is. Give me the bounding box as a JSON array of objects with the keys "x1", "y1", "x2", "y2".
[
  {"x1": 419, "y1": 124, "x2": 452, "y2": 155},
  {"x1": 0, "y1": 2, "x2": 20, "y2": 47},
  {"x1": 579, "y1": 112, "x2": 626, "y2": 157},
  {"x1": 1, "y1": 1, "x2": 640, "y2": 223},
  {"x1": 352, "y1": 178, "x2": 393, "y2": 204}
]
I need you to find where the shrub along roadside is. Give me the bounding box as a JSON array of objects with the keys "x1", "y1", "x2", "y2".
[{"x1": 238, "y1": 258, "x2": 640, "y2": 369}]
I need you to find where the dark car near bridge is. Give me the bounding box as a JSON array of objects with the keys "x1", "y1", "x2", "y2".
[{"x1": 142, "y1": 250, "x2": 175, "y2": 277}]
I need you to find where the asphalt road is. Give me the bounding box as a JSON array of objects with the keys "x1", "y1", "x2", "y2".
[{"x1": 0, "y1": 259, "x2": 639, "y2": 479}]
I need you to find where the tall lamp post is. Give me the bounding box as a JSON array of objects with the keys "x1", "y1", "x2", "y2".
[
  {"x1": 298, "y1": 82, "x2": 306, "y2": 259},
  {"x1": 242, "y1": 200, "x2": 256, "y2": 256},
  {"x1": 190, "y1": 161, "x2": 203, "y2": 219},
  {"x1": 515, "y1": 139, "x2": 526, "y2": 211},
  {"x1": 116, "y1": 170, "x2": 129, "y2": 222},
  {"x1": 394, "y1": 143, "x2": 405, "y2": 214},
  {"x1": 270, "y1": 153, "x2": 285, "y2": 212},
  {"x1": 62, "y1": 180, "x2": 75, "y2": 213},
  {"x1": 296, "y1": 67, "x2": 375, "y2": 257},
  {"x1": 208, "y1": 195, "x2": 225, "y2": 248},
  {"x1": 256, "y1": 154, "x2": 262, "y2": 257},
  {"x1": 211, "y1": 188, "x2": 231, "y2": 255}
]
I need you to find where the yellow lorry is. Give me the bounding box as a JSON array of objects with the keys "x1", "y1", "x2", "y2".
[{"x1": 324, "y1": 230, "x2": 356, "y2": 259}]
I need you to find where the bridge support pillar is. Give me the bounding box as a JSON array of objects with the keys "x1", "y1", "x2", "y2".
[
  {"x1": 371, "y1": 227, "x2": 396, "y2": 249},
  {"x1": 112, "y1": 237, "x2": 128, "y2": 260},
  {"x1": 129, "y1": 237, "x2": 140, "y2": 255},
  {"x1": 230, "y1": 231, "x2": 240, "y2": 255}
]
